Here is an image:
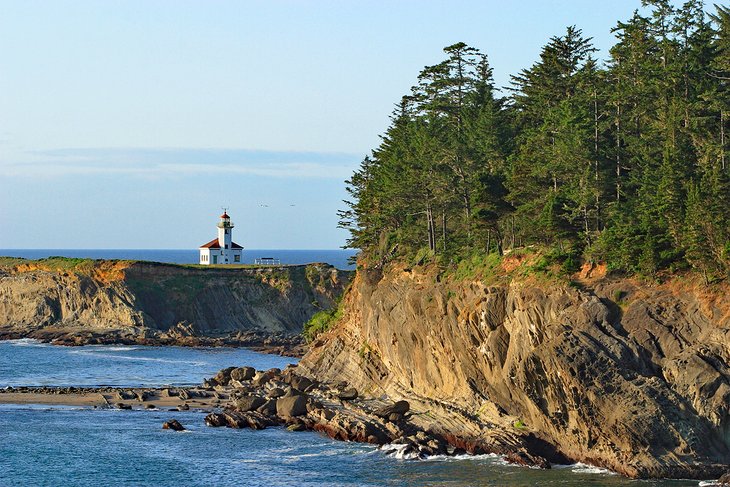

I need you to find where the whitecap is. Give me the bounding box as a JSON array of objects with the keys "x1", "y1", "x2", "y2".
[
  {"x1": 423, "y1": 452, "x2": 506, "y2": 463},
  {"x1": 91, "y1": 346, "x2": 140, "y2": 352},
  {"x1": 68, "y1": 350, "x2": 206, "y2": 366},
  {"x1": 7, "y1": 338, "x2": 47, "y2": 347},
  {"x1": 379, "y1": 443, "x2": 421, "y2": 460},
  {"x1": 698, "y1": 481, "x2": 719, "y2": 487},
  {"x1": 554, "y1": 462, "x2": 616, "y2": 475}
]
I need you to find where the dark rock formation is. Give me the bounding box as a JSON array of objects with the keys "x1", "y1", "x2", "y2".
[
  {"x1": 162, "y1": 419, "x2": 185, "y2": 431},
  {"x1": 213, "y1": 367, "x2": 236, "y2": 386},
  {"x1": 230, "y1": 367, "x2": 256, "y2": 382},
  {"x1": 338, "y1": 388, "x2": 358, "y2": 400},
  {"x1": 276, "y1": 395, "x2": 308, "y2": 417},
  {"x1": 205, "y1": 413, "x2": 227, "y2": 427},
  {"x1": 718, "y1": 471, "x2": 730, "y2": 485},
  {"x1": 375, "y1": 401, "x2": 409, "y2": 418},
  {"x1": 235, "y1": 396, "x2": 266, "y2": 412},
  {"x1": 267, "y1": 388, "x2": 285, "y2": 399}
]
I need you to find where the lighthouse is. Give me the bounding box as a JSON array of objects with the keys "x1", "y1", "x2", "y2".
[{"x1": 198, "y1": 211, "x2": 244, "y2": 265}]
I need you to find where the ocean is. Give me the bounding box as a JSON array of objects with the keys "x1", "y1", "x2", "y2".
[
  {"x1": 0, "y1": 249, "x2": 358, "y2": 270},
  {"x1": 0, "y1": 341, "x2": 704, "y2": 487}
]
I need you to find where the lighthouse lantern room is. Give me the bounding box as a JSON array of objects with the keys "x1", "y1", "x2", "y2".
[{"x1": 199, "y1": 211, "x2": 244, "y2": 265}]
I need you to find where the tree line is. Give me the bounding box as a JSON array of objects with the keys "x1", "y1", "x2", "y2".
[{"x1": 339, "y1": 1, "x2": 730, "y2": 280}]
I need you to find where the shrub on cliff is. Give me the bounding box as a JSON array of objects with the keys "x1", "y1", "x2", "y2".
[{"x1": 303, "y1": 306, "x2": 343, "y2": 342}]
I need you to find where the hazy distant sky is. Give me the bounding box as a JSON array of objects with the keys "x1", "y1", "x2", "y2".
[{"x1": 0, "y1": 0, "x2": 671, "y2": 249}]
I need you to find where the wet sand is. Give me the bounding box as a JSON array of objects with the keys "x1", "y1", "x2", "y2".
[{"x1": 0, "y1": 387, "x2": 228, "y2": 410}]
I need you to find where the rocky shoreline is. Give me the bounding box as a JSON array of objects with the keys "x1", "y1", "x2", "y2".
[
  {"x1": 199, "y1": 365, "x2": 555, "y2": 467},
  {"x1": 0, "y1": 330, "x2": 306, "y2": 357},
  {"x1": 4, "y1": 363, "x2": 730, "y2": 484},
  {"x1": 0, "y1": 365, "x2": 550, "y2": 468}
]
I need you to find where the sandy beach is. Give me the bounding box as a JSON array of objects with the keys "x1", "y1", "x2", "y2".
[{"x1": 0, "y1": 387, "x2": 227, "y2": 410}]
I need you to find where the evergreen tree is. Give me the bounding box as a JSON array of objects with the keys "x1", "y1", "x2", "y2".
[{"x1": 338, "y1": 3, "x2": 730, "y2": 280}]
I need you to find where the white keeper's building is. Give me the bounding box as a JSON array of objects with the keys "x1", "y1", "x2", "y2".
[{"x1": 199, "y1": 211, "x2": 243, "y2": 265}]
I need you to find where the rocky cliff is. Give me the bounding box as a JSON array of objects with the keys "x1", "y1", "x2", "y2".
[
  {"x1": 0, "y1": 258, "x2": 350, "y2": 350},
  {"x1": 300, "y1": 258, "x2": 730, "y2": 479}
]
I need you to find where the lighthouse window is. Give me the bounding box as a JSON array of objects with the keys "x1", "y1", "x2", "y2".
[
  {"x1": 225, "y1": 244, "x2": 228, "y2": 249},
  {"x1": 234, "y1": 255, "x2": 240, "y2": 262}
]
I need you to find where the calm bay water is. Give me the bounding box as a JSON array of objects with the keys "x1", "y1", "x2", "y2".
[
  {"x1": 0, "y1": 340, "x2": 295, "y2": 388},
  {"x1": 0, "y1": 249, "x2": 358, "y2": 270},
  {"x1": 0, "y1": 341, "x2": 705, "y2": 487}
]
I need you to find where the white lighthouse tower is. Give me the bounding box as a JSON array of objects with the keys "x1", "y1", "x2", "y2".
[{"x1": 198, "y1": 210, "x2": 243, "y2": 265}]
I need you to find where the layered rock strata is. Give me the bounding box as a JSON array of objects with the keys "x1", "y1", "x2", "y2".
[
  {"x1": 0, "y1": 259, "x2": 350, "y2": 353},
  {"x1": 299, "y1": 263, "x2": 730, "y2": 479}
]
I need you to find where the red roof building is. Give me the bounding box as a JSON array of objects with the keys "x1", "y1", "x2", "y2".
[{"x1": 199, "y1": 211, "x2": 243, "y2": 265}]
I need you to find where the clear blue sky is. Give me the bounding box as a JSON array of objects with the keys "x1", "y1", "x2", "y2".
[{"x1": 0, "y1": 0, "x2": 673, "y2": 249}]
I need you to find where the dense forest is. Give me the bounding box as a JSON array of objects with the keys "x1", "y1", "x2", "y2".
[{"x1": 339, "y1": 1, "x2": 730, "y2": 280}]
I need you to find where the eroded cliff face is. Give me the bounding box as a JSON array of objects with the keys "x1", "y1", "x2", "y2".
[
  {"x1": 0, "y1": 260, "x2": 350, "y2": 346},
  {"x1": 300, "y1": 263, "x2": 730, "y2": 479}
]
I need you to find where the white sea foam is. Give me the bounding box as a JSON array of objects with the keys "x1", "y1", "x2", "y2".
[
  {"x1": 68, "y1": 349, "x2": 207, "y2": 366},
  {"x1": 379, "y1": 443, "x2": 421, "y2": 460},
  {"x1": 0, "y1": 404, "x2": 90, "y2": 412},
  {"x1": 423, "y1": 452, "x2": 506, "y2": 463},
  {"x1": 90, "y1": 346, "x2": 140, "y2": 352},
  {"x1": 7, "y1": 338, "x2": 47, "y2": 347},
  {"x1": 554, "y1": 462, "x2": 616, "y2": 475},
  {"x1": 698, "y1": 481, "x2": 720, "y2": 487}
]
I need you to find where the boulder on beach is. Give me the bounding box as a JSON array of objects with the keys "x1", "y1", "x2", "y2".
[
  {"x1": 267, "y1": 387, "x2": 286, "y2": 399},
  {"x1": 276, "y1": 395, "x2": 308, "y2": 417},
  {"x1": 116, "y1": 390, "x2": 136, "y2": 400},
  {"x1": 230, "y1": 366, "x2": 256, "y2": 382},
  {"x1": 236, "y1": 395, "x2": 266, "y2": 412},
  {"x1": 257, "y1": 399, "x2": 278, "y2": 416},
  {"x1": 338, "y1": 388, "x2": 358, "y2": 401},
  {"x1": 135, "y1": 390, "x2": 152, "y2": 402},
  {"x1": 178, "y1": 389, "x2": 194, "y2": 400},
  {"x1": 213, "y1": 367, "x2": 237, "y2": 386},
  {"x1": 288, "y1": 375, "x2": 314, "y2": 392},
  {"x1": 252, "y1": 371, "x2": 277, "y2": 387},
  {"x1": 375, "y1": 401, "x2": 410, "y2": 418}
]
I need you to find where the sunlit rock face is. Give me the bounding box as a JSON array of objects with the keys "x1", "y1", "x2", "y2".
[
  {"x1": 0, "y1": 260, "x2": 351, "y2": 344},
  {"x1": 300, "y1": 263, "x2": 730, "y2": 479}
]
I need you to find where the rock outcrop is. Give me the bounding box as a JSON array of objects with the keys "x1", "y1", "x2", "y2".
[
  {"x1": 0, "y1": 258, "x2": 351, "y2": 352},
  {"x1": 299, "y1": 262, "x2": 730, "y2": 479}
]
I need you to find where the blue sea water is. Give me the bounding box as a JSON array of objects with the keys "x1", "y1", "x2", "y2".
[
  {"x1": 0, "y1": 341, "x2": 706, "y2": 487},
  {"x1": 0, "y1": 248, "x2": 358, "y2": 270},
  {"x1": 0, "y1": 340, "x2": 295, "y2": 388}
]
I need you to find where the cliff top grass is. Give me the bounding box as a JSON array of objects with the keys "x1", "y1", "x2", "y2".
[
  {"x1": 0, "y1": 256, "x2": 332, "y2": 273},
  {"x1": 0, "y1": 256, "x2": 116, "y2": 274},
  {"x1": 433, "y1": 246, "x2": 578, "y2": 287}
]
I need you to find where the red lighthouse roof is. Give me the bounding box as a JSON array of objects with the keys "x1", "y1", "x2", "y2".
[
  {"x1": 220, "y1": 211, "x2": 229, "y2": 219},
  {"x1": 199, "y1": 238, "x2": 243, "y2": 249}
]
